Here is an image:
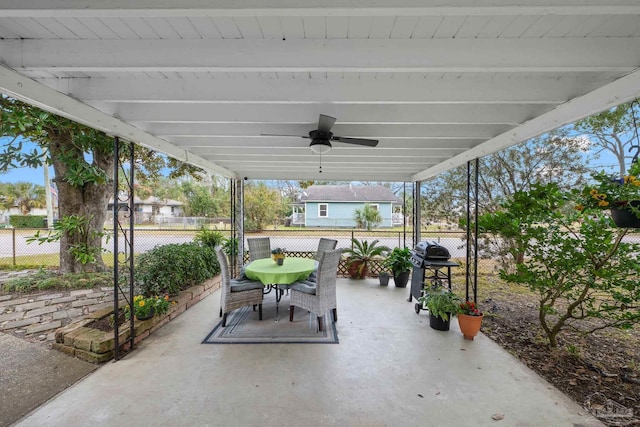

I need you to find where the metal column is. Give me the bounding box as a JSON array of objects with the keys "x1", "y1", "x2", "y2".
[
  {"x1": 465, "y1": 159, "x2": 480, "y2": 303},
  {"x1": 113, "y1": 137, "x2": 135, "y2": 360}
]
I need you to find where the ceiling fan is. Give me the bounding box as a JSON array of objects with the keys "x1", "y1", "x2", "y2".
[{"x1": 261, "y1": 114, "x2": 379, "y2": 154}]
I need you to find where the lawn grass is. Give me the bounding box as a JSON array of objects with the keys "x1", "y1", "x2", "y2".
[{"x1": 0, "y1": 253, "x2": 129, "y2": 270}]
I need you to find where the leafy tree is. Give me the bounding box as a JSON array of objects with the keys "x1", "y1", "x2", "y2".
[
  {"x1": 425, "y1": 133, "x2": 592, "y2": 268},
  {"x1": 180, "y1": 179, "x2": 229, "y2": 218},
  {"x1": 244, "y1": 181, "x2": 286, "y2": 230},
  {"x1": 573, "y1": 100, "x2": 640, "y2": 178},
  {"x1": 354, "y1": 203, "x2": 382, "y2": 230},
  {"x1": 0, "y1": 97, "x2": 199, "y2": 273},
  {"x1": 484, "y1": 183, "x2": 640, "y2": 347}
]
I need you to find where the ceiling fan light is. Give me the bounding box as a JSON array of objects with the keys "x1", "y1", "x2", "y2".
[{"x1": 310, "y1": 139, "x2": 332, "y2": 154}]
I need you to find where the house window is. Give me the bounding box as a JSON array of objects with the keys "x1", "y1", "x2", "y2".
[
  {"x1": 370, "y1": 204, "x2": 379, "y2": 211},
  {"x1": 318, "y1": 204, "x2": 328, "y2": 217}
]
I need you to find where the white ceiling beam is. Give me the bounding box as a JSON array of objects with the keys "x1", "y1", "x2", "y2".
[
  {"x1": 0, "y1": 64, "x2": 236, "y2": 178},
  {"x1": 192, "y1": 147, "x2": 464, "y2": 157},
  {"x1": 49, "y1": 76, "x2": 603, "y2": 105},
  {"x1": 115, "y1": 103, "x2": 551, "y2": 125},
  {"x1": 3, "y1": 39, "x2": 638, "y2": 72},
  {"x1": 412, "y1": 68, "x2": 640, "y2": 181},
  {"x1": 1, "y1": 1, "x2": 640, "y2": 17},
  {"x1": 149, "y1": 123, "x2": 510, "y2": 138},
  {"x1": 38, "y1": 73, "x2": 613, "y2": 105},
  {"x1": 174, "y1": 137, "x2": 482, "y2": 149}
]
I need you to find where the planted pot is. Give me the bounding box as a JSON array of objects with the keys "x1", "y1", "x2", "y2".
[
  {"x1": 347, "y1": 260, "x2": 368, "y2": 279},
  {"x1": 457, "y1": 313, "x2": 483, "y2": 340},
  {"x1": 136, "y1": 307, "x2": 155, "y2": 321},
  {"x1": 393, "y1": 270, "x2": 410, "y2": 288},
  {"x1": 429, "y1": 313, "x2": 450, "y2": 331},
  {"x1": 379, "y1": 273, "x2": 390, "y2": 286},
  {"x1": 610, "y1": 201, "x2": 640, "y2": 228}
]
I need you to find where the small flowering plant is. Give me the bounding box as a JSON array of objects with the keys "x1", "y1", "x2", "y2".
[
  {"x1": 125, "y1": 294, "x2": 171, "y2": 320},
  {"x1": 575, "y1": 165, "x2": 640, "y2": 215},
  {"x1": 271, "y1": 248, "x2": 285, "y2": 255},
  {"x1": 458, "y1": 300, "x2": 483, "y2": 317}
]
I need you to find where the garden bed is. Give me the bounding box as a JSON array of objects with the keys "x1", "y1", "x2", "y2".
[
  {"x1": 480, "y1": 285, "x2": 640, "y2": 427},
  {"x1": 52, "y1": 276, "x2": 220, "y2": 363}
]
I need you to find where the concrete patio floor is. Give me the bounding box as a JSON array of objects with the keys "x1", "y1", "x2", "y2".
[{"x1": 15, "y1": 279, "x2": 602, "y2": 427}]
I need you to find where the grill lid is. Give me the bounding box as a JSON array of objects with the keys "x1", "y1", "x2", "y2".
[{"x1": 414, "y1": 241, "x2": 451, "y2": 259}]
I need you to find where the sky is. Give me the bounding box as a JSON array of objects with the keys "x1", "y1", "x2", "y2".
[
  {"x1": 0, "y1": 133, "x2": 633, "y2": 187},
  {"x1": 0, "y1": 140, "x2": 54, "y2": 185}
]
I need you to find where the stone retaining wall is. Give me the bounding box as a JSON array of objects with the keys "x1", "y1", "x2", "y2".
[
  {"x1": 0, "y1": 283, "x2": 117, "y2": 342},
  {"x1": 53, "y1": 276, "x2": 220, "y2": 363}
]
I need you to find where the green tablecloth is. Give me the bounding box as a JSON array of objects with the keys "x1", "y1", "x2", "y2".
[{"x1": 244, "y1": 258, "x2": 317, "y2": 285}]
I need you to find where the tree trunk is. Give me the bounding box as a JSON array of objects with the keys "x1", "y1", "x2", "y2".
[{"x1": 49, "y1": 131, "x2": 114, "y2": 273}]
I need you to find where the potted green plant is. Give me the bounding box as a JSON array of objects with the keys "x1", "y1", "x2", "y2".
[
  {"x1": 419, "y1": 286, "x2": 461, "y2": 331},
  {"x1": 271, "y1": 247, "x2": 286, "y2": 265},
  {"x1": 378, "y1": 271, "x2": 391, "y2": 286},
  {"x1": 382, "y1": 247, "x2": 412, "y2": 288},
  {"x1": 343, "y1": 238, "x2": 390, "y2": 279}
]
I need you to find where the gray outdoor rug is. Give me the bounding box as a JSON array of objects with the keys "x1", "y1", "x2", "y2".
[{"x1": 202, "y1": 300, "x2": 338, "y2": 344}]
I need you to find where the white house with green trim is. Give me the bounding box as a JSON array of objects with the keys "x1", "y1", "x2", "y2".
[{"x1": 298, "y1": 185, "x2": 400, "y2": 228}]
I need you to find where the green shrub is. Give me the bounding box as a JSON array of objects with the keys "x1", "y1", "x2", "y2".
[
  {"x1": 9, "y1": 215, "x2": 46, "y2": 228},
  {"x1": 2, "y1": 270, "x2": 111, "y2": 293},
  {"x1": 2, "y1": 269, "x2": 55, "y2": 292},
  {"x1": 135, "y1": 242, "x2": 220, "y2": 296},
  {"x1": 37, "y1": 277, "x2": 63, "y2": 290},
  {"x1": 194, "y1": 228, "x2": 225, "y2": 249}
]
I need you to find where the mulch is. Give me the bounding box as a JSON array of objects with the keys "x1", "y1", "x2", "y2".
[{"x1": 482, "y1": 293, "x2": 640, "y2": 427}]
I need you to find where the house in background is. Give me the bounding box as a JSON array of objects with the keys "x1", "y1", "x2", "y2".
[
  {"x1": 107, "y1": 196, "x2": 184, "y2": 224},
  {"x1": 298, "y1": 185, "x2": 400, "y2": 228}
]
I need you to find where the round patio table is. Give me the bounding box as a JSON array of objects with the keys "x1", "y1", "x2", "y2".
[{"x1": 244, "y1": 258, "x2": 317, "y2": 321}]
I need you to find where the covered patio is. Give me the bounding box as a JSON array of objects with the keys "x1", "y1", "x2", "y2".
[
  {"x1": 1, "y1": 2, "x2": 640, "y2": 425},
  {"x1": 15, "y1": 278, "x2": 601, "y2": 426}
]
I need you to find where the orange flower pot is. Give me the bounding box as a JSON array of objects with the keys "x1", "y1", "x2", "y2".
[{"x1": 457, "y1": 313, "x2": 483, "y2": 340}]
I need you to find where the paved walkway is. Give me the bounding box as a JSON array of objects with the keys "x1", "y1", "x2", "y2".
[{"x1": 12, "y1": 279, "x2": 603, "y2": 427}]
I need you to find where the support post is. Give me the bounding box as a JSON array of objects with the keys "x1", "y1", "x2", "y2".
[
  {"x1": 465, "y1": 160, "x2": 480, "y2": 303},
  {"x1": 113, "y1": 137, "x2": 135, "y2": 361},
  {"x1": 413, "y1": 181, "x2": 421, "y2": 248}
]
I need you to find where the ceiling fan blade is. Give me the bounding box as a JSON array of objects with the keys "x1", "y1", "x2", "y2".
[
  {"x1": 260, "y1": 133, "x2": 310, "y2": 138},
  {"x1": 332, "y1": 136, "x2": 379, "y2": 147},
  {"x1": 317, "y1": 114, "x2": 336, "y2": 133}
]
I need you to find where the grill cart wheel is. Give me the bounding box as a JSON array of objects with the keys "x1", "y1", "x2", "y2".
[{"x1": 415, "y1": 303, "x2": 422, "y2": 314}]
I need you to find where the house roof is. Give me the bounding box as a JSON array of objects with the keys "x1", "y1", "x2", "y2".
[
  {"x1": 1, "y1": 3, "x2": 640, "y2": 182},
  {"x1": 301, "y1": 185, "x2": 397, "y2": 203}
]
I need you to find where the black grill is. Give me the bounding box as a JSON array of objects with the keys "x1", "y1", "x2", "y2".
[{"x1": 408, "y1": 241, "x2": 459, "y2": 304}]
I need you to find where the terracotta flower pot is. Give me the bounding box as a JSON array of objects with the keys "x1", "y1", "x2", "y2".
[{"x1": 457, "y1": 313, "x2": 483, "y2": 340}]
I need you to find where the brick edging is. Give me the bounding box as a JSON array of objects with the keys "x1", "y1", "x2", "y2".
[{"x1": 52, "y1": 275, "x2": 221, "y2": 363}]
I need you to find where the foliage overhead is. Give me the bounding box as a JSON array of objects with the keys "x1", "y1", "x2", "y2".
[{"x1": 573, "y1": 100, "x2": 640, "y2": 178}]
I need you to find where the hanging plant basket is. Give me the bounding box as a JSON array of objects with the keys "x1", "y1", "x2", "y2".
[{"x1": 610, "y1": 201, "x2": 640, "y2": 228}]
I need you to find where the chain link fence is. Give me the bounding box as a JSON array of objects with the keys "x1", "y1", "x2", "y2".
[{"x1": 0, "y1": 226, "x2": 490, "y2": 278}]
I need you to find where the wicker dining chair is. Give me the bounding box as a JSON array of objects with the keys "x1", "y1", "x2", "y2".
[
  {"x1": 315, "y1": 238, "x2": 338, "y2": 261},
  {"x1": 289, "y1": 248, "x2": 342, "y2": 332},
  {"x1": 215, "y1": 246, "x2": 264, "y2": 327},
  {"x1": 247, "y1": 237, "x2": 271, "y2": 262}
]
